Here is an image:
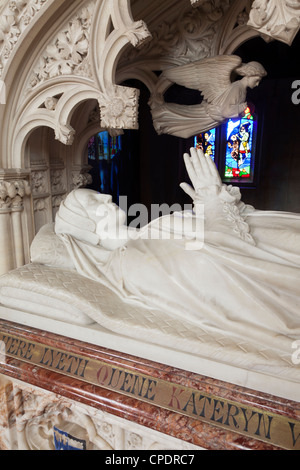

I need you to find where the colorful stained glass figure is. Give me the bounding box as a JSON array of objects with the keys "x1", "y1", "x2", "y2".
[
  {"x1": 194, "y1": 129, "x2": 216, "y2": 161},
  {"x1": 224, "y1": 108, "x2": 256, "y2": 180}
]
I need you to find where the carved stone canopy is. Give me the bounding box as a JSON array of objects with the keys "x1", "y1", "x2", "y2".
[
  {"x1": 0, "y1": 0, "x2": 299, "y2": 167},
  {"x1": 248, "y1": 0, "x2": 300, "y2": 46}
]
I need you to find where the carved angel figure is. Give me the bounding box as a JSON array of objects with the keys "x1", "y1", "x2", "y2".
[{"x1": 150, "y1": 55, "x2": 267, "y2": 139}]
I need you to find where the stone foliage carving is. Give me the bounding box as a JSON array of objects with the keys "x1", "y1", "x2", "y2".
[
  {"x1": 121, "y1": 1, "x2": 232, "y2": 66},
  {"x1": 125, "y1": 19, "x2": 153, "y2": 48},
  {"x1": 71, "y1": 169, "x2": 92, "y2": 190},
  {"x1": 54, "y1": 123, "x2": 76, "y2": 146},
  {"x1": 29, "y1": 1, "x2": 95, "y2": 88},
  {"x1": 31, "y1": 170, "x2": 48, "y2": 196},
  {"x1": 44, "y1": 96, "x2": 58, "y2": 110},
  {"x1": 50, "y1": 169, "x2": 66, "y2": 195},
  {"x1": 0, "y1": 179, "x2": 31, "y2": 211},
  {"x1": 0, "y1": 0, "x2": 48, "y2": 77},
  {"x1": 248, "y1": 0, "x2": 300, "y2": 45}
]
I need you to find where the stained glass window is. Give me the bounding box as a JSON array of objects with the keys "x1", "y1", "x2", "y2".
[
  {"x1": 224, "y1": 107, "x2": 256, "y2": 181},
  {"x1": 87, "y1": 136, "x2": 96, "y2": 160},
  {"x1": 193, "y1": 106, "x2": 258, "y2": 186},
  {"x1": 194, "y1": 128, "x2": 216, "y2": 161},
  {"x1": 88, "y1": 131, "x2": 122, "y2": 197}
]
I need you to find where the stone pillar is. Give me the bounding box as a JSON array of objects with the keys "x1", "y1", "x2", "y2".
[{"x1": 0, "y1": 172, "x2": 31, "y2": 275}]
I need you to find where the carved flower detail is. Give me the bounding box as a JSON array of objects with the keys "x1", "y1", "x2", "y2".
[
  {"x1": 8, "y1": 0, "x2": 27, "y2": 14},
  {"x1": 99, "y1": 86, "x2": 140, "y2": 130},
  {"x1": 0, "y1": 15, "x2": 20, "y2": 44}
]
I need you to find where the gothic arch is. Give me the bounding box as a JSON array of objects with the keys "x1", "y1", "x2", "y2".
[
  {"x1": 0, "y1": 0, "x2": 152, "y2": 273},
  {"x1": 1, "y1": 0, "x2": 151, "y2": 171}
]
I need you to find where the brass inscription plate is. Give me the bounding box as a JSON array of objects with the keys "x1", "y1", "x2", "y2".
[{"x1": 0, "y1": 331, "x2": 299, "y2": 450}]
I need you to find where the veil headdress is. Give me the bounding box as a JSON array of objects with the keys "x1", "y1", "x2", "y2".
[{"x1": 55, "y1": 190, "x2": 112, "y2": 245}]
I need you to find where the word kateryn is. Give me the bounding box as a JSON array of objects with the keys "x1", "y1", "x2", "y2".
[{"x1": 1, "y1": 333, "x2": 300, "y2": 450}]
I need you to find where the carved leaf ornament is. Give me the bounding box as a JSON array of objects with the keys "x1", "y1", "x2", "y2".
[
  {"x1": 30, "y1": 3, "x2": 93, "y2": 86},
  {"x1": 248, "y1": 0, "x2": 300, "y2": 45},
  {"x1": 0, "y1": 0, "x2": 48, "y2": 77},
  {"x1": 45, "y1": 20, "x2": 89, "y2": 78}
]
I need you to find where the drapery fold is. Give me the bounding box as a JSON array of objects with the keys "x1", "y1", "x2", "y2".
[{"x1": 57, "y1": 209, "x2": 300, "y2": 356}]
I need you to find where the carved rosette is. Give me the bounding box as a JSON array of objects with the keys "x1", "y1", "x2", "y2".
[
  {"x1": 248, "y1": 0, "x2": 300, "y2": 45},
  {"x1": 99, "y1": 85, "x2": 140, "y2": 130}
]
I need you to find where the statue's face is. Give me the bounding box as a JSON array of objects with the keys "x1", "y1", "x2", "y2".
[
  {"x1": 75, "y1": 190, "x2": 124, "y2": 229},
  {"x1": 75, "y1": 190, "x2": 127, "y2": 247},
  {"x1": 95, "y1": 199, "x2": 127, "y2": 235},
  {"x1": 57, "y1": 189, "x2": 129, "y2": 249},
  {"x1": 247, "y1": 76, "x2": 261, "y2": 89}
]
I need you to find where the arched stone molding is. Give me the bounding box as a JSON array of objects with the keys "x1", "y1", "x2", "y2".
[
  {"x1": 2, "y1": 0, "x2": 152, "y2": 171},
  {"x1": 92, "y1": 0, "x2": 152, "y2": 92},
  {"x1": 12, "y1": 81, "x2": 102, "y2": 169},
  {"x1": 215, "y1": 0, "x2": 260, "y2": 55},
  {"x1": 0, "y1": 0, "x2": 153, "y2": 274}
]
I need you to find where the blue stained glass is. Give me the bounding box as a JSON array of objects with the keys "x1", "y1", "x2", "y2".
[
  {"x1": 194, "y1": 129, "x2": 216, "y2": 161},
  {"x1": 87, "y1": 131, "x2": 122, "y2": 199}
]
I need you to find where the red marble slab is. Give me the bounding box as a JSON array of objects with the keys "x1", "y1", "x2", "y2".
[{"x1": 0, "y1": 319, "x2": 299, "y2": 450}]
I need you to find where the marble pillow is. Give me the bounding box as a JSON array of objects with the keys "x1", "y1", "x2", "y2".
[{"x1": 30, "y1": 223, "x2": 75, "y2": 270}]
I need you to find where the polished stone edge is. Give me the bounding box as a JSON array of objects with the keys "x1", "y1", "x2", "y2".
[
  {"x1": 0, "y1": 357, "x2": 281, "y2": 451},
  {"x1": 0, "y1": 319, "x2": 299, "y2": 450}
]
